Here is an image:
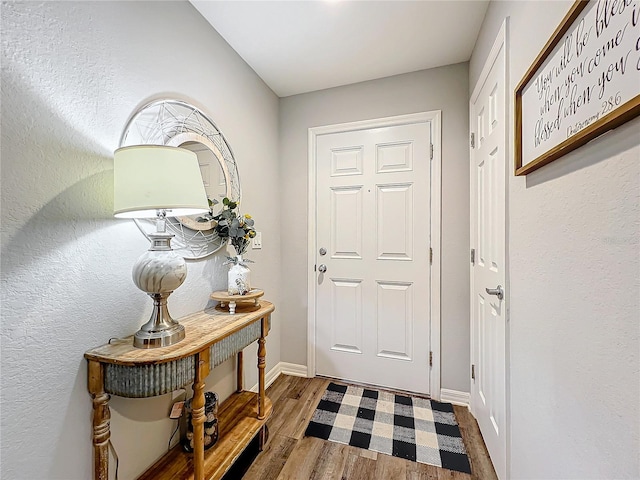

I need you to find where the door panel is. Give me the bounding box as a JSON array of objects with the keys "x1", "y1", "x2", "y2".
[
  {"x1": 376, "y1": 142, "x2": 413, "y2": 172},
  {"x1": 331, "y1": 186, "x2": 363, "y2": 259},
  {"x1": 332, "y1": 146, "x2": 363, "y2": 176},
  {"x1": 316, "y1": 122, "x2": 431, "y2": 394},
  {"x1": 376, "y1": 281, "x2": 413, "y2": 361},
  {"x1": 376, "y1": 183, "x2": 413, "y2": 260},
  {"x1": 330, "y1": 279, "x2": 363, "y2": 354}
]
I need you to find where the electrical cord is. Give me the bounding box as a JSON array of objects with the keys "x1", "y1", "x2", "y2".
[{"x1": 168, "y1": 420, "x2": 180, "y2": 452}]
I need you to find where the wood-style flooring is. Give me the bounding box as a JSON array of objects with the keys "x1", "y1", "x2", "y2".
[{"x1": 242, "y1": 375, "x2": 497, "y2": 480}]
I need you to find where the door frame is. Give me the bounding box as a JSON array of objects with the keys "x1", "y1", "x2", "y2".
[
  {"x1": 307, "y1": 111, "x2": 443, "y2": 400},
  {"x1": 469, "y1": 18, "x2": 510, "y2": 478}
]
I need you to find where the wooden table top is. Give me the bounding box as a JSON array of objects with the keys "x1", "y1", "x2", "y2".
[{"x1": 84, "y1": 301, "x2": 274, "y2": 366}]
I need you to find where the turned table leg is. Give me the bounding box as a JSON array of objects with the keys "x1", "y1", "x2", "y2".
[
  {"x1": 229, "y1": 300, "x2": 237, "y2": 315},
  {"x1": 88, "y1": 361, "x2": 110, "y2": 480},
  {"x1": 237, "y1": 351, "x2": 244, "y2": 393},
  {"x1": 257, "y1": 315, "x2": 269, "y2": 420},
  {"x1": 259, "y1": 425, "x2": 269, "y2": 451},
  {"x1": 192, "y1": 350, "x2": 210, "y2": 480}
]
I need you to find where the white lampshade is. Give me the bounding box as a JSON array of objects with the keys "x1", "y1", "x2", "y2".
[{"x1": 113, "y1": 145, "x2": 209, "y2": 218}]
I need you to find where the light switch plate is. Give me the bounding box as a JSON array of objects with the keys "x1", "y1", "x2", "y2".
[{"x1": 252, "y1": 232, "x2": 262, "y2": 249}]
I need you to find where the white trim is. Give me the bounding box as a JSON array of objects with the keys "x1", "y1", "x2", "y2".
[
  {"x1": 280, "y1": 362, "x2": 308, "y2": 378},
  {"x1": 249, "y1": 362, "x2": 308, "y2": 393},
  {"x1": 505, "y1": 21, "x2": 512, "y2": 480},
  {"x1": 307, "y1": 111, "x2": 443, "y2": 399},
  {"x1": 440, "y1": 389, "x2": 470, "y2": 407},
  {"x1": 430, "y1": 111, "x2": 442, "y2": 401},
  {"x1": 307, "y1": 125, "x2": 317, "y2": 379},
  {"x1": 469, "y1": 17, "x2": 510, "y2": 480}
]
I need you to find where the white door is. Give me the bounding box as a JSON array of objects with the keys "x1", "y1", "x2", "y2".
[
  {"x1": 315, "y1": 121, "x2": 431, "y2": 394},
  {"x1": 470, "y1": 23, "x2": 508, "y2": 480}
]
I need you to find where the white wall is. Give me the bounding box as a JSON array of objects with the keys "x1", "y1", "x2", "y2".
[
  {"x1": 279, "y1": 64, "x2": 471, "y2": 392},
  {"x1": 0, "y1": 2, "x2": 280, "y2": 479},
  {"x1": 471, "y1": 2, "x2": 640, "y2": 478}
]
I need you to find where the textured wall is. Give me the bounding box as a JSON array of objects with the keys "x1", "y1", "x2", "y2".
[
  {"x1": 470, "y1": 1, "x2": 640, "y2": 477},
  {"x1": 279, "y1": 64, "x2": 471, "y2": 392},
  {"x1": 0, "y1": 2, "x2": 280, "y2": 479}
]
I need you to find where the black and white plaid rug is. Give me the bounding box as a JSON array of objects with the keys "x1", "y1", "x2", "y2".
[{"x1": 304, "y1": 382, "x2": 471, "y2": 474}]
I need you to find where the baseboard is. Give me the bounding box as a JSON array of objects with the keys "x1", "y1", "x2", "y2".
[
  {"x1": 279, "y1": 362, "x2": 308, "y2": 377},
  {"x1": 249, "y1": 362, "x2": 308, "y2": 392},
  {"x1": 440, "y1": 388, "x2": 470, "y2": 407}
]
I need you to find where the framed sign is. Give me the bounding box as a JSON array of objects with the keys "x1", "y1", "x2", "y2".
[{"x1": 515, "y1": 0, "x2": 640, "y2": 176}]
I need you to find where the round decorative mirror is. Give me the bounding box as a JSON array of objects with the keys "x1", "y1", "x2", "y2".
[{"x1": 120, "y1": 99, "x2": 241, "y2": 259}]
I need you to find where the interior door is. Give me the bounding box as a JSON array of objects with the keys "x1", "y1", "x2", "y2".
[
  {"x1": 470, "y1": 29, "x2": 508, "y2": 480},
  {"x1": 315, "y1": 121, "x2": 431, "y2": 394}
]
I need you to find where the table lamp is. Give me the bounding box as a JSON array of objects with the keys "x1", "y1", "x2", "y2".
[{"x1": 113, "y1": 145, "x2": 209, "y2": 348}]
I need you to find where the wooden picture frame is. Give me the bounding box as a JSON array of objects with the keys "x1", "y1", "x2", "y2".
[{"x1": 515, "y1": 0, "x2": 640, "y2": 176}]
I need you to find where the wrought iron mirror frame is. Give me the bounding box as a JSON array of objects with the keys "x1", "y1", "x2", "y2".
[{"x1": 120, "y1": 99, "x2": 241, "y2": 260}]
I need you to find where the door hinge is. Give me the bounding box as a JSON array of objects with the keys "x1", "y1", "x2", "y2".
[
  {"x1": 470, "y1": 133, "x2": 475, "y2": 148},
  {"x1": 471, "y1": 248, "x2": 475, "y2": 265},
  {"x1": 430, "y1": 143, "x2": 434, "y2": 160},
  {"x1": 471, "y1": 364, "x2": 476, "y2": 381},
  {"x1": 429, "y1": 351, "x2": 433, "y2": 367},
  {"x1": 429, "y1": 247, "x2": 433, "y2": 265}
]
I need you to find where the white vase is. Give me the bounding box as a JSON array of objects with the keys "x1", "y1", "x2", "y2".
[{"x1": 227, "y1": 255, "x2": 251, "y2": 295}]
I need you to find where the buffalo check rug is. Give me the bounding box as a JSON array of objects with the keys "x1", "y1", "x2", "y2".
[{"x1": 304, "y1": 382, "x2": 472, "y2": 474}]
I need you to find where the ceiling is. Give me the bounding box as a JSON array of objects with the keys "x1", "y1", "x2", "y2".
[{"x1": 191, "y1": 0, "x2": 489, "y2": 98}]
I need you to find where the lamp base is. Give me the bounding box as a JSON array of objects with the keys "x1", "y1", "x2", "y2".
[
  {"x1": 133, "y1": 292, "x2": 186, "y2": 349},
  {"x1": 134, "y1": 322, "x2": 185, "y2": 348}
]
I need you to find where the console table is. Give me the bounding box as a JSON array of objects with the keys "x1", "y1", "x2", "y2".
[{"x1": 84, "y1": 300, "x2": 274, "y2": 480}]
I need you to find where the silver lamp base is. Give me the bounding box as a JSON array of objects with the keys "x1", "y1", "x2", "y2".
[
  {"x1": 134, "y1": 324, "x2": 185, "y2": 348},
  {"x1": 133, "y1": 292, "x2": 186, "y2": 348}
]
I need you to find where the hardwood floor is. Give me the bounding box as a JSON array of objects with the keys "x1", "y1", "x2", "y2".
[{"x1": 242, "y1": 375, "x2": 497, "y2": 480}]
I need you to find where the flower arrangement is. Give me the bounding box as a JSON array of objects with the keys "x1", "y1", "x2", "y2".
[
  {"x1": 198, "y1": 197, "x2": 256, "y2": 295},
  {"x1": 211, "y1": 197, "x2": 256, "y2": 256}
]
